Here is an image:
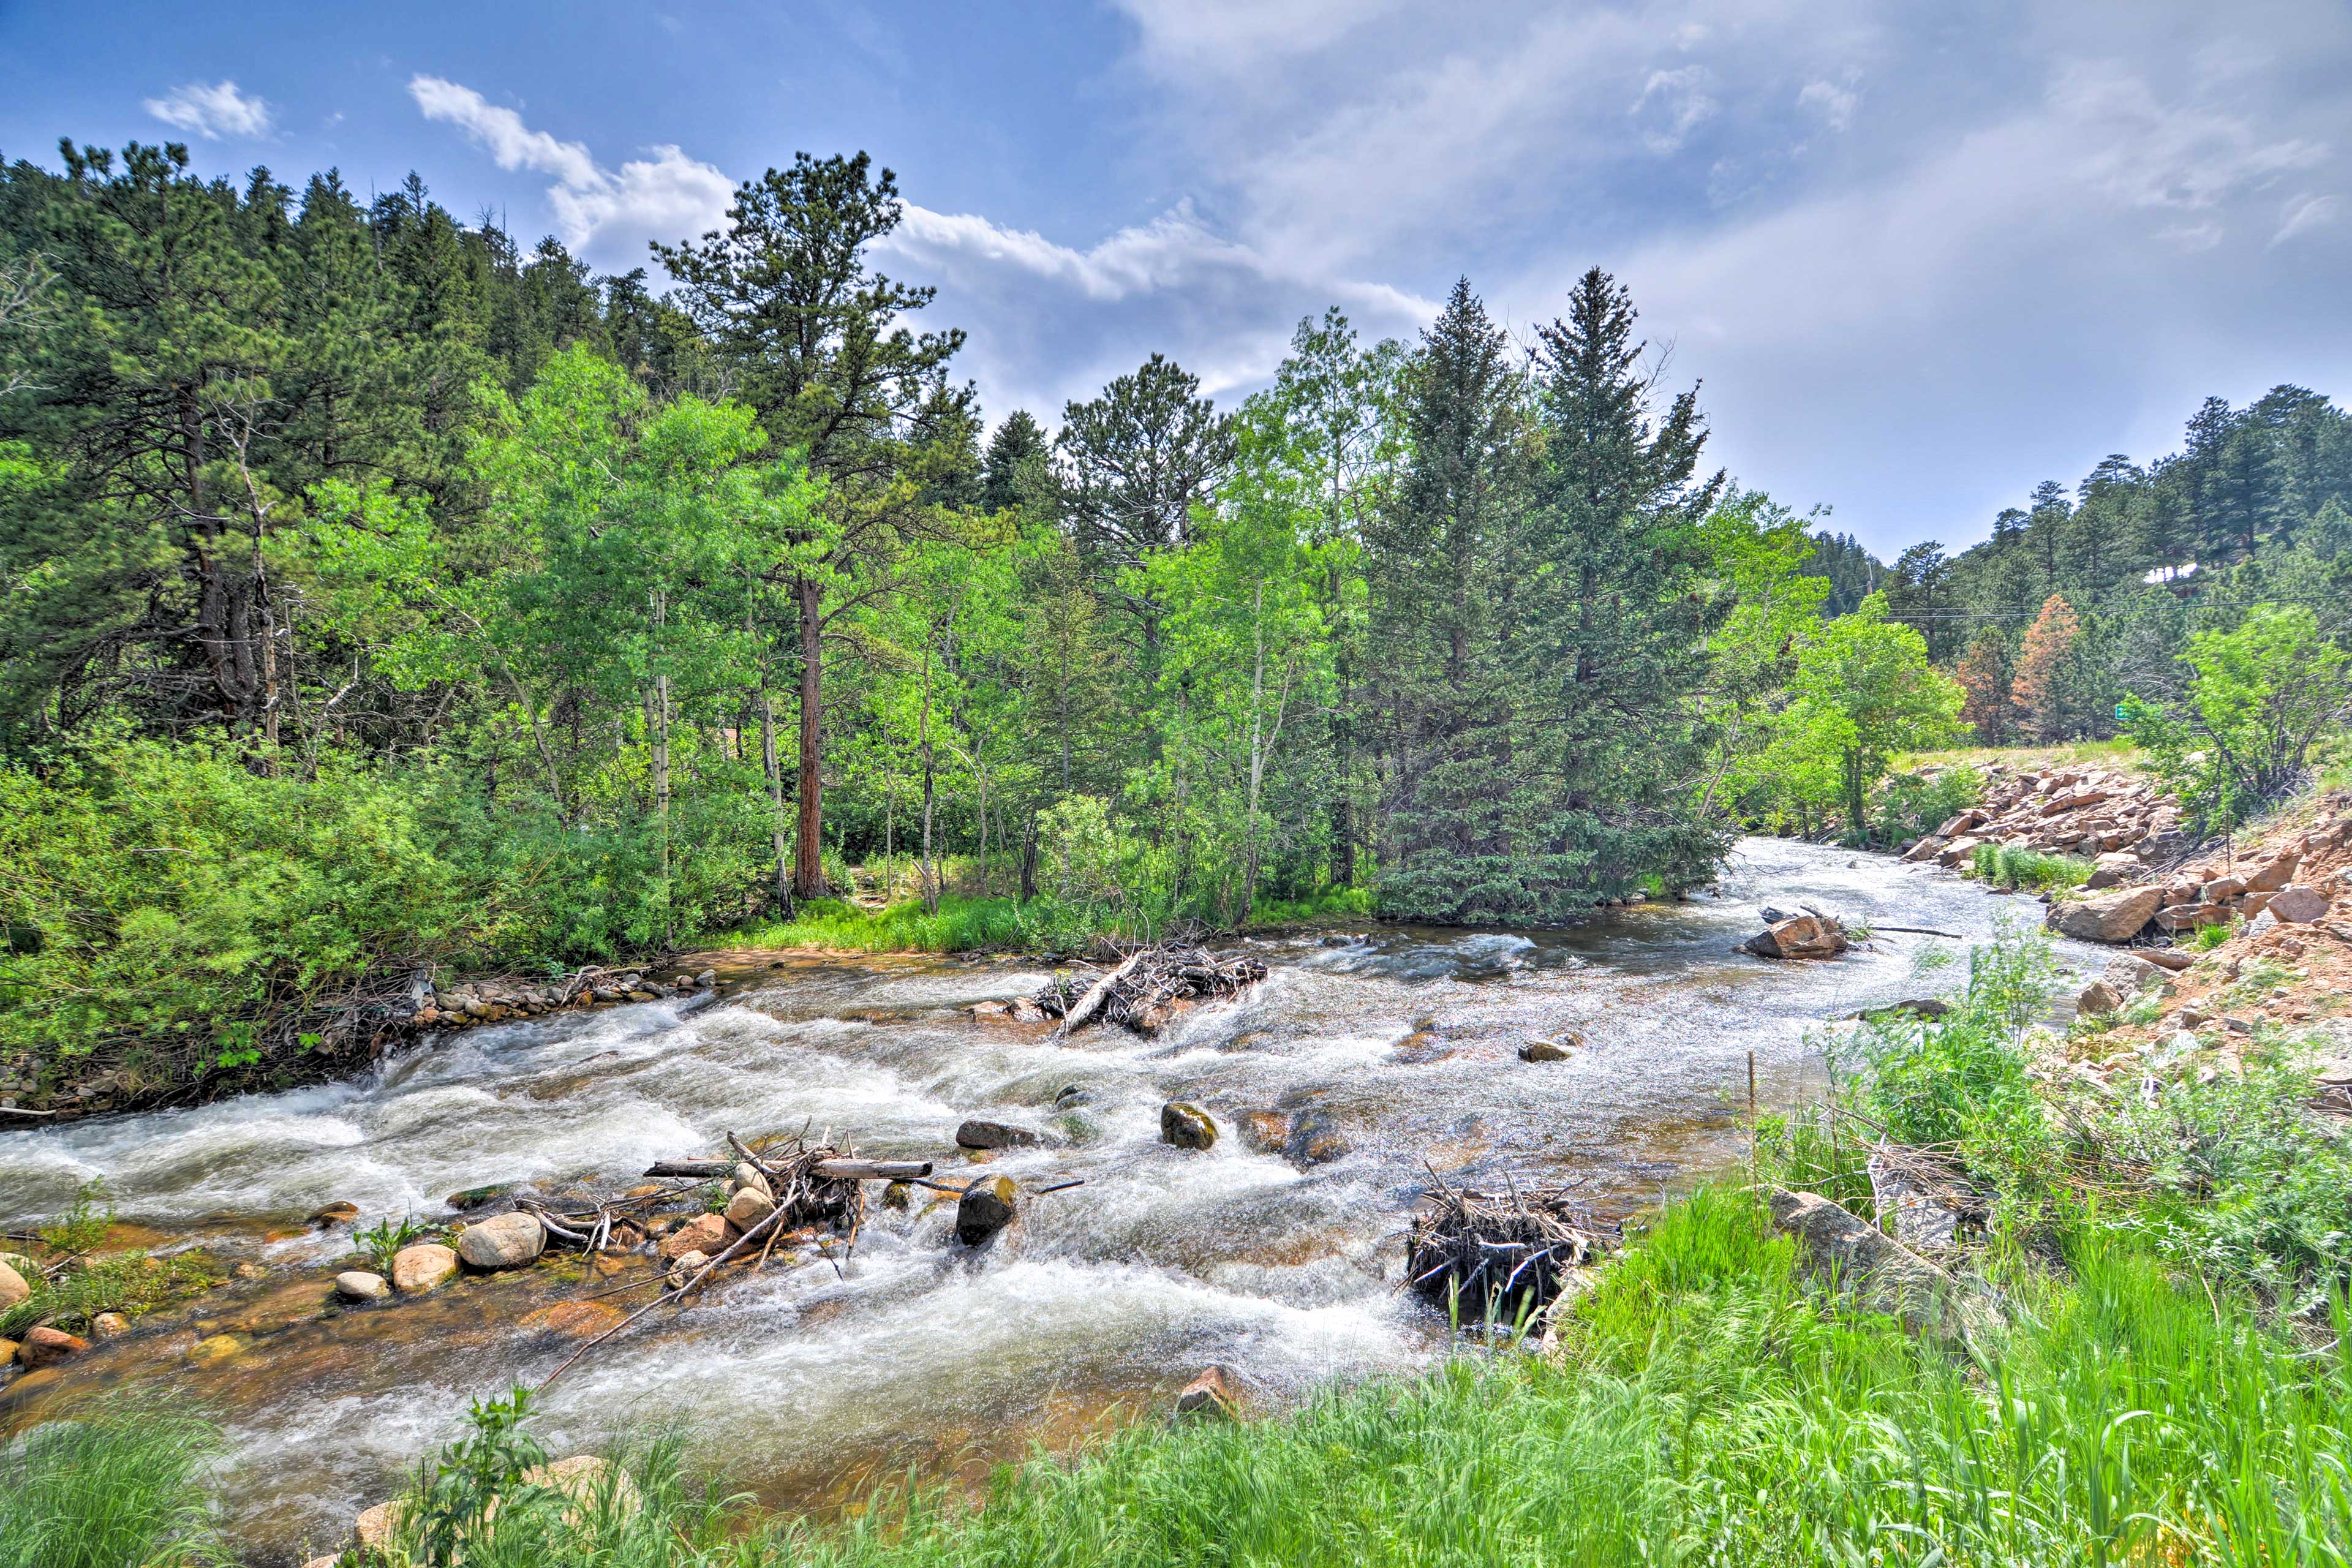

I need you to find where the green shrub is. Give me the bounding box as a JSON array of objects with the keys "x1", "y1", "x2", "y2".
[
  {"x1": 1872, "y1": 764, "x2": 1983, "y2": 849},
  {"x1": 358, "y1": 1216, "x2": 433, "y2": 1277}
]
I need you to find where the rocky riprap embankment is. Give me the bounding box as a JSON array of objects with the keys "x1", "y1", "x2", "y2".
[{"x1": 1900, "y1": 761, "x2": 2184, "y2": 872}]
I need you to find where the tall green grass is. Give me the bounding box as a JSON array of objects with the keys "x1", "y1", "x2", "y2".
[
  {"x1": 0, "y1": 1404, "x2": 223, "y2": 1568},
  {"x1": 1971, "y1": 841, "x2": 2094, "y2": 892},
  {"x1": 711, "y1": 895, "x2": 1038, "y2": 955}
]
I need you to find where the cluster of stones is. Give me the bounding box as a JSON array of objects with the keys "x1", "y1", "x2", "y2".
[
  {"x1": 1901, "y1": 763, "x2": 2180, "y2": 872},
  {"x1": 2050, "y1": 820, "x2": 2352, "y2": 947},
  {"x1": 410, "y1": 968, "x2": 715, "y2": 1029}
]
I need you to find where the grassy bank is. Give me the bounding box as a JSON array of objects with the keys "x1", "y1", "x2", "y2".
[
  {"x1": 710, "y1": 886, "x2": 1376, "y2": 958},
  {"x1": 15, "y1": 926, "x2": 2352, "y2": 1565}
]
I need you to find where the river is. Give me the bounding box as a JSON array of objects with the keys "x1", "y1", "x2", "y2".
[{"x1": 0, "y1": 840, "x2": 2101, "y2": 1557}]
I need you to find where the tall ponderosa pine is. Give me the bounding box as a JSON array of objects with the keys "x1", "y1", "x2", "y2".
[{"x1": 655, "y1": 151, "x2": 972, "y2": 901}]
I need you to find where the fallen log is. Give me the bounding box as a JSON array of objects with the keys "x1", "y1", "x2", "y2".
[{"x1": 1052, "y1": 948, "x2": 1148, "y2": 1038}]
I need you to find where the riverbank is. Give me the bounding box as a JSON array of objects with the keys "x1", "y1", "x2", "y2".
[{"x1": 17, "y1": 910, "x2": 2352, "y2": 1564}]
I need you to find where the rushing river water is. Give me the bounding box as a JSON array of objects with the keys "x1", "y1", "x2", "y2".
[{"x1": 0, "y1": 840, "x2": 2104, "y2": 1557}]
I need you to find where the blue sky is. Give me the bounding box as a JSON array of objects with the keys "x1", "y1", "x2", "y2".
[{"x1": 4, "y1": 0, "x2": 2348, "y2": 557}]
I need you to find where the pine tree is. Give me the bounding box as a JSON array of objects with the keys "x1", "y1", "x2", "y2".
[
  {"x1": 2012, "y1": 593, "x2": 2083, "y2": 742},
  {"x1": 980, "y1": 410, "x2": 1045, "y2": 514},
  {"x1": 1954, "y1": 630, "x2": 2013, "y2": 744}
]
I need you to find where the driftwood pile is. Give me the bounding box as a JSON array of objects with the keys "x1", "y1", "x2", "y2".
[
  {"x1": 1407, "y1": 1168, "x2": 1616, "y2": 1325},
  {"x1": 1035, "y1": 941, "x2": 1268, "y2": 1036}
]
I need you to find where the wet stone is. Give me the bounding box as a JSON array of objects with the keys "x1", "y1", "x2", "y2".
[
  {"x1": 1159, "y1": 1101, "x2": 1218, "y2": 1150},
  {"x1": 391, "y1": 1243, "x2": 459, "y2": 1294},
  {"x1": 336, "y1": 1270, "x2": 391, "y2": 1302},
  {"x1": 456, "y1": 1212, "x2": 546, "y2": 1272},
  {"x1": 956, "y1": 1119, "x2": 1039, "y2": 1150},
  {"x1": 956, "y1": 1176, "x2": 1018, "y2": 1245}
]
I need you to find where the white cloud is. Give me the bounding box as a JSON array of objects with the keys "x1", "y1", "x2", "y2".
[
  {"x1": 409, "y1": 76, "x2": 733, "y2": 257},
  {"x1": 2272, "y1": 191, "x2": 2340, "y2": 246},
  {"x1": 1634, "y1": 66, "x2": 1717, "y2": 154},
  {"x1": 2052, "y1": 59, "x2": 2327, "y2": 220},
  {"x1": 1797, "y1": 79, "x2": 1857, "y2": 133},
  {"x1": 142, "y1": 80, "x2": 273, "y2": 140}
]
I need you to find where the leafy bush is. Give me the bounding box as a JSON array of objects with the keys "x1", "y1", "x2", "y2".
[
  {"x1": 1871, "y1": 764, "x2": 1983, "y2": 848},
  {"x1": 358, "y1": 1216, "x2": 433, "y2": 1276}
]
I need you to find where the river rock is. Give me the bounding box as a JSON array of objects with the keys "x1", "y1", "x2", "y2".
[
  {"x1": 187, "y1": 1333, "x2": 246, "y2": 1366},
  {"x1": 956, "y1": 1118, "x2": 1039, "y2": 1150},
  {"x1": 1160, "y1": 1101, "x2": 1218, "y2": 1150},
  {"x1": 307, "y1": 1200, "x2": 360, "y2": 1227},
  {"x1": 446, "y1": 1183, "x2": 514, "y2": 1212},
  {"x1": 1768, "y1": 1189, "x2": 1962, "y2": 1333},
  {"x1": 336, "y1": 1270, "x2": 392, "y2": 1302},
  {"x1": 391, "y1": 1242, "x2": 459, "y2": 1294},
  {"x1": 2202, "y1": 875, "x2": 2247, "y2": 903},
  {"x1": 665, "y1": 1250, "x2": 712, "y2": 1290},
  {"x1": 956, "y1": 1175, "x2": 1018, "y2": 1245},
  {"x1": 723, "y1": 1186, "x2": 776, "y2": 1229},
  {"x1": 20, "y1": 1325, "x2": 89, "y2": 1370},
  {"x1": 882, "y1": 1181, "x2": 911, "y2": 1210},
  {"x1": 456, "y1": 1212, "x2": 546, "y2": 1271},
  {"x1": 2046, "y1": 884, "x2": 2164, "y2": 943},
  {"x1": 89, "y1": 1311, "x2": 130, "y2": 1339},
  {"x1": 1901, "y1": 834, "x2": 1948, "y2": 864},
  {"x1": 221, "y1": 1279, "x2": 339, "y2": 1335},
  {"x1": 2266, "y1": 885, "x2": 2329, "y2": 924},
  {"x1": 1286, "y1": 1109, "x2": 1350, "y2": 1166},
  {"x1": 658, "y1": 1213, "x2": 736, "y2": 1261},
  {"x1": 355, "y1": 1499, "x2": 409, "y2": 1551},
  {"x1": 519, "y1": 1300, "x2": 627, "y2": 1339},
  {"x1": 731, "y1": 1163, "x2": 773, "y2": 1200},
  {"x1": 0, "y1": 1257, "x2": 27, "y2": 1311},
  {"x1": 0, "y1": 1338, "x2": 15, "y2": 1367},
  {"x1": 1238, "y1": 1109, "x2": 1291, "y2": 1153},
  {"x1": 520, "y1": 1453, "x2": 642, "y2": 1521},
  {"x1": 1743, "y1": 914, "x2": 1847, "y2": 960},
  {"x1": 1518, "y1": 1036, "x2": 1577, "y2": 1062},
  {"x1": 1174, "y1": 1364, "x2": 1243, "y2": 1419}
]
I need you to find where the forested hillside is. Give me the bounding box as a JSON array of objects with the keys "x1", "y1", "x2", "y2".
[{"x1": 1, "y1": 138, "x2": 2346, "y2": 1104}]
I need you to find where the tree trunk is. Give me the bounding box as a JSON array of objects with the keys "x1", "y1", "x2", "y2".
[
  {"x1": 649, "y1": 587, "x2": 673, "y2": 944},
  {"x1": 1019, "y1": 809, "x2": 1038, "y2": 902},
  {"x1": 794, "y1": 573, "x2": 824, "y2": 900},
  {"x1": 760, "y1": 689, "x2": 791, "y2": 914}
]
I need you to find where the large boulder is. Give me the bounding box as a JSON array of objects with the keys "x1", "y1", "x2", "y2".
[
  {"x1": 1767, "y1": 1189, "x2": 1961, "y2": 1333},
  {"x1": 956, "y1": 1175, "x2": 1018, "y2": 1245},
  {"x1": 2046, "y1": 884, "x2": 2164, "y2": 943},
  {"x1": 1160, "y1": 1101, "x2": 1218, "y2": 1150},
  {"x1": 0, "y1": 1257, "x2": 28, "y2": 1312},
  {"x1": 1743, "y1": 914, "x2": 1848, "y2": 960},
  {"x1": 1901, "y1": 834, "x2": 1948, "y2": 864},
  {"x1": 391, "y1": 1243, "x2": 459, "y2": 1294},
  {"x1": 456, "y1": 1212, "x2": 546, "y2": 1272},
  {"x1": 2266, "y1": 885, "x2": 2330, "y2": 924}
]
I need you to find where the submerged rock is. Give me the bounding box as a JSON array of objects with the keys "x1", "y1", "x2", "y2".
[
  {"x1": 956, "y1": 1175, "x2": 1018, "y2": 1245},
  {"x1": 519, "y1": 1300, "x2": 626, "y2": 1339},
  {"x1": 956, "y1": 1118, "x2": 1039, "y2": 1150},
  {"x1": 1518, "y1": 1034, "x2": 1580, "y2": 1062},
  {"x1": 1238, "y1": 1109, "x2": 1291, "y2": 1153},
  {"x1": 1159, "y1": 1101, "x2": 1218, "y2": 1150},
  {"x1": 19, "y1": 1325, "x2": 89, "y2": 1370}
]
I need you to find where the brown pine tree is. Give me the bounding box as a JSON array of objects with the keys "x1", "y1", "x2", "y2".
[
  {"x1": 2011, "y1": 594, "x2": 2082, "y2": 742},
  {"x1": 1954, "y1": 631, "x2": 2014, "y2": 744}
]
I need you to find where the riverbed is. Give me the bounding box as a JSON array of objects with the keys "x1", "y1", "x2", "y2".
[{"x1": 0, "y1": 840, "x2": 2102, "y2": 1556}]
